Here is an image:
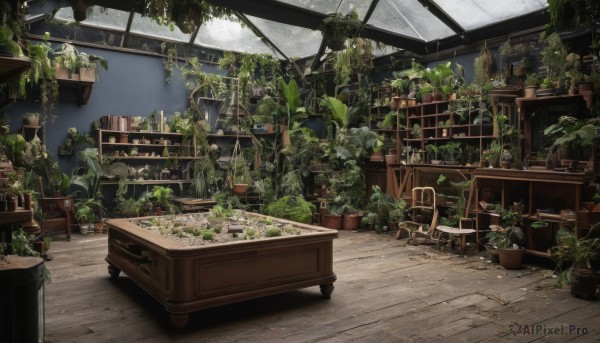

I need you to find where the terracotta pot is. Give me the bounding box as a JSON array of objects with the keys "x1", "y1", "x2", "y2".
[
  {"x1": 498, "y1": 248, "x2": 524, "y2": 270},
  {"x1": 119, "y1": 134, "x2": 129, "y2": 144},
  {"x1": 485, "y1": 244, "x2": 499, "y2": 263},
  {"x1": 23, "y1": 192, "x2": 32, "y2": 210},
  {"x1": 570, "y1": 268, "x2": 598, "y2": 300},
  {"x1": 55, "y1": 64, "x2": 69, "y2": 80},
  {"x1": 343, "y1": 214, "x2": 362, "y2": 230},
  {"x1": 385, "y1": 154, "x2": 397, "y2": 165},
  {"x1": 6, "y1": 197, "x2": 17, "y2": 212},
  {"x1": 79, "y1": 66, "x2": 96, "y2": 82},
  {"x1": 524, "y1": 86, "x2": 538, "y2": 98},
  {"x1": 232, "y1": 183, "x2": 249, "y2": 195},
  {"x1": 322, "y1": 214, "x2": 343, "y2": 230},
  {"x1": 423, "y1": 93, "x2": 433, "y2": 103},
  {"x1": 370, "y1": 151, "x2": 384, "y2": 162}
]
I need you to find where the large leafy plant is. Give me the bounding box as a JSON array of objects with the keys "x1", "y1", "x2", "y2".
[
  {"x1": 544, "y1": 115, "x2": 600, "y2": 160},
  {"x1": 278, "y1": 76, "x2": 307, "y2": 128}
]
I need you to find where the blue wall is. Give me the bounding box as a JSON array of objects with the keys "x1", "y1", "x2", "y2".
[{"x1": 7, "y1": 46, "x2": 222, "y2": 173}]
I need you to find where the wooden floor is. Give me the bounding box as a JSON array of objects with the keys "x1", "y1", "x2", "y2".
[{"x1": 43, "y1": 230, "x2": 599, "y2": 343}]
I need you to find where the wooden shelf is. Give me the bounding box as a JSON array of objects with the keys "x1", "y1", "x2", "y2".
[
  {"x1": 0, "y1": 56, "x2": 31, "y2": 80},
  {"x1": 104, "y1": 156, "x2": 196, "y2": 160},
  {"x1": 100, "y1": 180, "x2": 193, "y2": 186},
  {"x1": 55, "y1": 77, "x2": 95, "y2": 107},
  {"x1": 208, "y1": 134, "x2": 252, "y2": 139},
  {"x1": 99, "y1": 129, "x2": 185, "y2": 137},
  {"x1": 197, "y1": 97, "x2": 224, "y2": 102},
  {"x1": 101, "y1": 142, "x2": 192, "y2": 148}
]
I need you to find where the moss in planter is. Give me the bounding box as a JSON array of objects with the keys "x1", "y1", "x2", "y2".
[{"x1": 264, "y1": 195, "x2": 315, "y2": 224}]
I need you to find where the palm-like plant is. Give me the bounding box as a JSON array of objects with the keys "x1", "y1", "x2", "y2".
[{"x1": 553, "y1": 222, "x2": 600, "y2": 288}]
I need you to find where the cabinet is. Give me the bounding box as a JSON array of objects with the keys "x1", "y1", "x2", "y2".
[
  {"x1": 473, "y1": 168, "x2": 585, "y2": 258},
  {"x1": 97, "y1": 129, "x2": 196, "y2": 185}
]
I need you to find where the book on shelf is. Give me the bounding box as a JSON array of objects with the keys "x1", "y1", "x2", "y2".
[{"x1": 100, "y1": 115, "x2": 132, "y2": 132}]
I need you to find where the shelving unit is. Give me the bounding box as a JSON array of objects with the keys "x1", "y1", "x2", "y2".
[
  {"x1": 97, "y1": 129, "x2": 197, "y2": 185},
  {"x1": 473, "y1": 168, "x2": 586, "y2": 258}
]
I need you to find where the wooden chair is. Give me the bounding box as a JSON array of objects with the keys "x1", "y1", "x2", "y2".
[
  {"x1": 436, "y1": 218, "x2": 476, "y2": 255},
  {"x1": 37, "y1": 176, "x2": 74, "y2": 241},
  {"x1": 398, "y1": 208, "x2": 440, "y2": 245},
  {"x1": 397, "y1": 187, "x2": 440, "y2": 244}
]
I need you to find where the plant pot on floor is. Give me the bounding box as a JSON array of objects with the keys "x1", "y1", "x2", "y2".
[
  {"x1": 569, "y1": 268, "x2": 599, "y2": 300},
  {"x1": 79, "y1": 223, "x2": 92, "y2": 235},
  {"x1": 498, "y1": 248, "x2": 524, "y2": 269},
  {"x1": 342, "y1": 213, "x2": 362, "y2": 230},
  {"x1": 322, "y1": 213, "x2": 342, "y2": 230},
  {"x1": 485, "y1": 244, "x2": 499, "y2": 263}
]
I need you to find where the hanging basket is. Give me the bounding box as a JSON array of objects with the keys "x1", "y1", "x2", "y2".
[{"x1": 229, "y1": 139, "x2": 250, "y2": 195}]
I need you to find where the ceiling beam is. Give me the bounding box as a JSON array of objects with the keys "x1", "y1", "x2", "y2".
[
  {"x1": 56, "y1": 0, "x2": 550, "y2": 60},
  {"x1": 208, "y1": 0, "x2": 324, "y2": 29},
  {"x1": 416, "y1": 0, "x2": 467, "y2": 41},
  {"x1": 422, "y1": 9, "x2": 550, "y2": 54},
  {"x1": 362, "y1": 0, "x2": 380, "y2": 24}
]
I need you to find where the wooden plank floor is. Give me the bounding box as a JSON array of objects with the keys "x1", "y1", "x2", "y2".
[{"x1": 43, "y1": 230, "x2": 600, "y2": 342}]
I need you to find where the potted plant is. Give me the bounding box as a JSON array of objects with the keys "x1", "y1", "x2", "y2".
[
  {"x1": 425, "y1": 144, "x2": 442, "y2": 165},
  {"x1": 524, "y1": 73, "x2": 540, "y2": 98},
  {"x1": 322, "y1": 200, "x2": 344, "y2": 230},
  {"x1": 78, "y1": 51, "x2": 108, "y2": 82},
  {"x1": 74, "y1": 198, "x2": 101, "y2": 235},
  {"x1": 326, "y1": 159, "x2": 366, "y2": 230},
  {"x1": 486, "y1": 225, "x2": 525, "y2": 269},
  {"x1": 364, "y1": 185, "x2": 398, "y2": 233},
  {"x1": 387, "y1": 198, "x2": 408, "y2": 237},
  {"x1": 553, "y1": 222, "x2": 600, "y2": 299},
  {"x1": 543, "y1": 115, "x2": 600, "y2": 165},
  {"x1": 54, "y1": 42, "x2": 108, "y2": 81},
  {"x1": 538, "y1": 77, "x2": 556, "y2": 96},
  {"x1": 148, "y1": 185, "x2": 175, "y2": 215},
  {"x1": 23, "y1": 112, "x2": 40, "y2": 126},
  {"x1": 486, "y1": 207, "x2": 525, "y2": 269},
  {"x1": 422, "y1": 61, "x2": 457, "y2": 101},
  {"x1": 54, "y1": 43, "x2": 80, "y2": 79},
  {"x1": 439, "y1": 141, "x2": 462, "y2": 165}
]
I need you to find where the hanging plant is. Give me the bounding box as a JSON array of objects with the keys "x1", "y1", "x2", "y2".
[
  {"x1": 473, "y1": 41, "x2": 495, "y2": 85},
  {"x1": 321, "y1": 9, "x2": 362, "y2": 51},
  {"x1": 145, "y1": 0, "x2": 234, "y2": 33}
]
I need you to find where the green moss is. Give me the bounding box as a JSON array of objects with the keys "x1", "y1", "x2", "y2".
[
  {"x1": 265, "y1": 226, "x2": 282, "y2": 237},
  {"x1": 202, "y1": 229, "x2": 214, "y2": 241},
  {"x1": 264, "y1": 195, "x2": 315, "y2": 224},
  {"x1": 244, "y1": 228, "x2": 259, "y2": 240}
]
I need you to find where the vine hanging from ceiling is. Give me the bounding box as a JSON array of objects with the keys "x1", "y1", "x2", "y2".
[{"x1": 145, "y1": 0, "x2": 234, "y2": 33}]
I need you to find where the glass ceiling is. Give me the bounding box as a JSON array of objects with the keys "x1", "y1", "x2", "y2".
[{"x1": 31, "y1": 0, "x2": 548, "y2": 61}]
